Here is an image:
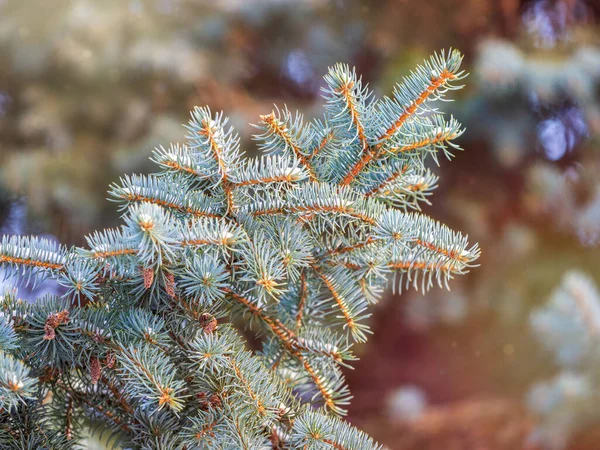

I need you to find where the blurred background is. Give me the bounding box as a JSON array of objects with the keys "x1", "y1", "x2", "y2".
[{"x1": 1, "y1": 0, "x2": 600, "y2": 448}]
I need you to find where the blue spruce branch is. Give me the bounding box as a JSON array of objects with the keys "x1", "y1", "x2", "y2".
[{"x1": 0, "y1": 49, "x2": 479, "y2": 448}]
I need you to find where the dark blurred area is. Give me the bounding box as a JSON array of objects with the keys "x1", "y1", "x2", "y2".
[{"x1": 1, "y1": 0, "x2": 600, "y2": 448}]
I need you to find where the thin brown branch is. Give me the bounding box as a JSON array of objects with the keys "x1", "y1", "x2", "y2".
[
  {"x1": 226, "y1": 289, "x2": 339, "y2": 410},
  {"x1": 197, "y1": 121, "x2": 236, "y2": 211},
  {"x1": 260, "y1": 112, "x2": 317, "y2": 181},
  {"x1": 0, "y1": 255, "x2": 63, "y2": 271},
  {"x1": 311, "y1": 265, "x2": 356, "y2": 334},
  {"x1": 340, "y1": 69, "x2": 457, "y2": 186},
  {"x1": 253, "y1": 204, "x2": 376, "y2": 225},
  {"x1": 309, "y1": 131, "x2": 334, "y2": 159},
  {"x1": 295, "y1": 271, "x2": 307, "y2": 329},
  {"x1": 116, "y1": 193, "x2": 222, "y2": 218},
  {"x1": 334, "y1": 82, "x2": 368, "y2": 150},
  {"x1": 364, "y1": 165, "x2": 409, "y2": 198}
]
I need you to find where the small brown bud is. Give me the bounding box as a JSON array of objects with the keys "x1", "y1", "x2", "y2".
[
  {"x1": 43, "y1": 310, "x2": 70, "y2": 340},
  {"x1": 199, "y1": 312, "x2": 217, "y2": 334},
  {"x1": 105, "y1": 352, "x2": 116, "y2": 369},
  {"x1": 209, "y1": 393, "x2": 222, "y2": 409},
  {"x1": 43, "y1": 324, "x2": 56, "y2": 341},
  {"x1": 142, "y1": 267, "x2": 154, "y2": 289},
  {"x1": 197, "y1": 391, "x2": 222, "y2": 410},
  {"x1": 90, "y1": 357, "x2": 101, "y2": 385},
  {"x1": 197, "y1": 391, "x2": 208, "y2": 409},
  {"x1": 165, "y1": 272, "x2": 176, "y2": 298},
  {"x1": 270, "y1": 428, "x2": 283, "y2": 448}
]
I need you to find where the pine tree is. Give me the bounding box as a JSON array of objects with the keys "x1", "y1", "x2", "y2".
[{"x1": 0, "y1": 49, "x2": 479, "y2": 449}]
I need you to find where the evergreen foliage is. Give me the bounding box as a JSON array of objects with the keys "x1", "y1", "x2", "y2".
[
  {"x1": 528, "y1": 271, "x2": 600, "y2": 449},
  {"x1": 0, "y1": 50, "x2": 479, "y2": 449}
]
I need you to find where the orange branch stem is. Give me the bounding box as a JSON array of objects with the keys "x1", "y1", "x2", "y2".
[
  {"x1": 253, "y1": 205, "x2": 376, "y2": 225},
  {"x1": 334, "y1": 82, "x2": 368, "y2": 150},
  {"x1": 0, "y1": 255, "x2": 63, "y2": 271},
  {"x1": 340, "y1": 69, "x2": 457, "y2": 186},
  {"x1": 119, "y1": 194, "x2": 221, "y2": 218},
  {"x1": 226, "y1": 289, "x2": 338, "y2": 410},
  {"x1": 414, "y1": 238, "x2": 469, "y2": 263},
  {"x1": 260, "y1": 113, "x2": 317, "y2": 181},
  {"x1": 329, "y1": 237, "x2": 378, "y2": 255},
  {"x1": 231, "y1": 174, "x2": 299, "y2": 187},
  {"x1": 296, "y1": 271, "x2": 307, "y2": 329},
  {"x1": 379, "y1": 70, "x2": 456, "y2": 142},
  {"x1": 309, "y1": 131, "x2": 334, "y2": 159},
  {"x1": 388, "y1": 131, "x2": 457, "y2": 155},
  {"x1": 163, "y1": 160, "x2": 201, "y2": 177},
  {"x1": 197, "y1": 124, "x2": 236, "y2": 211},
  {"x1": 364, "y1": 165, "x2": 409, "y2": 198},
  {"x1": 311, "y1": 265, "x2": 356, "y2": 333},
  {"x1": 91, "y1": 248, "x2": 137, "y2": 259}
]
